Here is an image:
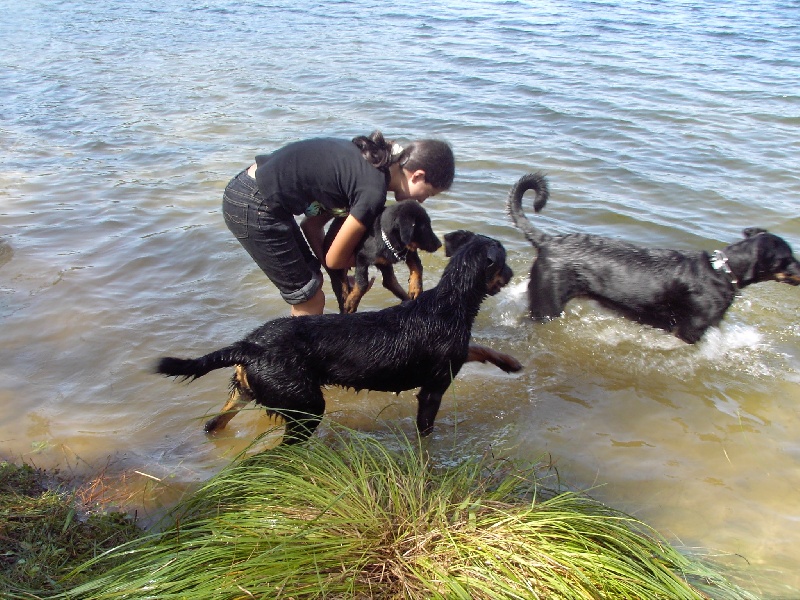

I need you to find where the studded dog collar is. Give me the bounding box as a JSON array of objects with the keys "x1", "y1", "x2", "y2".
[{"x1": 711, "y1": 249, "x2": 739, "y2": 288}]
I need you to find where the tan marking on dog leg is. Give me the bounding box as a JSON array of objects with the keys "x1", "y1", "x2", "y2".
[
  {"x1": 343, "y1": 284, "x2": 366, "y2": 313},
  {"x1": 204, "y1": 364, "x2": 254, "y2": 434},
  {"x1": 406, "y1": 251, "x2": 423, "y2": 299}
]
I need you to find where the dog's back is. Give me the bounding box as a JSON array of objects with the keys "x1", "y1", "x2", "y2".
[
  {"x1": 156, "y1": 232, "x2": 514, "y2": 441},
  {"x1": 246, "y1": 234, "x2": 502, "y2": 392}
]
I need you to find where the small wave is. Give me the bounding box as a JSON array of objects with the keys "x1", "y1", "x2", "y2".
[
  {"x1": 485, "y1": 288, "x2": 795, "y2": 383},
  {"x1": 697, "y1": 323, "x2": 764, "y2": 358},
  {"x1": 494, "y1": 279, "x2": 529, "y2": 327}
]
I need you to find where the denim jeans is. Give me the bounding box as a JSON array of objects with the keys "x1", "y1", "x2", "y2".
[{"x1": 222, "y1": 169, "x2": 322, "y2": 305}]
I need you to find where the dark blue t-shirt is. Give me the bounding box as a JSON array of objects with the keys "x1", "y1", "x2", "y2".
[{"x1": 254, "y1": 138, "x2": 389, "y2": 227}]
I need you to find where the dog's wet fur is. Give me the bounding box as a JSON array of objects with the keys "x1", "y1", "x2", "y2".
[
  {"x1": 507, "y1": 172, "x2": 800, "y2": 343},
  {"x1": 325, "y1": 201, "x2": 441, "y2": 313},
  {"x1": 155, "y1": 231, "x2": 520, "y2": 444}
]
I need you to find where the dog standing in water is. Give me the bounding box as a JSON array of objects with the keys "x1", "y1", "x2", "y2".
[
  {"x1": 507, "y1": 172, "x2": 800, "y2": 343},
  {"x1": 156, "y1": 232, "x2": 521, "y2": 444}
]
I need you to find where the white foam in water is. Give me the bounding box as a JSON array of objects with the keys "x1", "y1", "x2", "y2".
[
  {"x1": 486, "y1": 291, "x2": 791, "y2": 382},
  {"x1": 494, "y1": 279, "x2": 529, "y2": 327},
  {"x1": 591, "y1": 314, "x2": 685, "y2": 351},
  {"x1": 694, "y1": 323, "x2": 783, "y2": 379},
  {"x1": 698, "y1": 323, "x2": 764, "y2": 359}
]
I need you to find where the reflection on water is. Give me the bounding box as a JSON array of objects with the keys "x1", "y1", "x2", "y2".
[{"x1": 1, "y1": 0, "x2": 799, "y2": 596}]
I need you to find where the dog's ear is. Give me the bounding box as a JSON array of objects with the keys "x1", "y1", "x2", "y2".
[
  {"x1": 743, "y1": 227, "x2": 768, "y2": 238},
  {"x1": 485, "y1": 242, "x2": 504, "y2": 270},
  {"x1": 398, "y1": 219, "x2": 416, "y2": 246},
  {"x1": 444, "y1": 230, "x2": 476, "y2": 257}
]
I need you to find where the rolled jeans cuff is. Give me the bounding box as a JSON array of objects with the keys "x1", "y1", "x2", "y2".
[{"x1": 281, "y1": 269, "x2": 323, "y2": 305}]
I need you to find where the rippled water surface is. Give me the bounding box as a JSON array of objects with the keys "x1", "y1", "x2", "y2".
[{"x1": 2, "y1": 0, "x2": 799, "y2": 596}]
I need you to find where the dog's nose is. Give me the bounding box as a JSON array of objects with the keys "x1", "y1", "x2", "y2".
[{"x1": 425, "y1": 234, "x2": 442, "y2": 252}]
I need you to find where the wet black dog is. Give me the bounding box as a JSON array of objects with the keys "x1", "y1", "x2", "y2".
[
  {"x1": 155, "y1": 231, "x2": 520, "y2": 444},
  {"x1": 324, "y1": 201, "x2": 441, "y2": 313},
  {"x1": 507, "y1": 172, "x2": 800, "y2": 343}
]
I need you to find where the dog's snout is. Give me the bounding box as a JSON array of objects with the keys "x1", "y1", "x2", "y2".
[
  {"x1": 503, "y1": 265, "x2": 513, "y2": 284},
  {"x1": 774, "y1": 255, "x2": 800, "y2": 285},
  {"x1": 421, "y1": 232, "x2": 442, "y2": 253},
  {"x1": 487, "y1": 264, "x2": 513, "y2": 296}
]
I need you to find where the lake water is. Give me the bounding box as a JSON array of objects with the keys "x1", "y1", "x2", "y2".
[{"x1": 1, "y1": 0, "x2": 798, "y2": 596}]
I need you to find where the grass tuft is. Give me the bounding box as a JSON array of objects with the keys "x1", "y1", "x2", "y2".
[
  {"x1": 0, "y1": 461, "x2": 142, "y2": 599},
  {"x1": 59, "y1": 427, "x2": 756, "y2": 599}
]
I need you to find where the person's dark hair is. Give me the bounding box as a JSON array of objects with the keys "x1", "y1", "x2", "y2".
[
  {"x1": 352, "y1": 130, "x2": 395, "y2": 172},
  {"x1": 352, "y1": 130, "x2": 455, "y2": 191}
]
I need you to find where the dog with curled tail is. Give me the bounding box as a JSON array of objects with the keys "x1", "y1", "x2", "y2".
[{"x1": 507, "y1": 172, "x2": 800, "y2": 343}]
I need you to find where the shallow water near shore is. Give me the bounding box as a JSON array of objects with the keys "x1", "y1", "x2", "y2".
[{"x1": 1, "y1": 0, "x2": 799, "y2": 596}]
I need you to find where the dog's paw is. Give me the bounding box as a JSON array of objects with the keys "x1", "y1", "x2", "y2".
[
  {"x1": 204, "y1": 415, "x2": 226, "y2": 434},
  {"x1": 467, "y1": 344, "x2": 523, "y2": 373},
  {"x1": 343, "y1": 295, "x2": 361, "y2": 313}
]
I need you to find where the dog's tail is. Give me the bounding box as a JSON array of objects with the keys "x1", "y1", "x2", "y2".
[
  {"x1": 506, "y1": 172, "x2": 550, "y2": 248},
  {"x1": 154, "y1": 341, "x2": 261, "y2": 381}
]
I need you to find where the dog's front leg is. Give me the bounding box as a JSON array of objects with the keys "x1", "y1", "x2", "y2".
[
  {"x1": 325, "y1": 267, "x2": 351, "y2": 313},
  {"x1": 376, "y1": 263, "x2": 410, "y2": 302},
  {"x1": 343, "y1": 264, "x2": 371, "y2": 313},
  {"x1": 406, "y1": 251, "x2": 423, "y2": 299},
  {"x1": 416, "y1": 388, "x2": 444, "y2": 436},
  {"x1": 467, "y1": 344, "x2": 523, "y2": 373}
]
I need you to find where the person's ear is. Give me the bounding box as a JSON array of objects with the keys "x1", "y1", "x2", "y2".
[{"x1": 410, "y1": 169, "x2": 426, "y2": 184}]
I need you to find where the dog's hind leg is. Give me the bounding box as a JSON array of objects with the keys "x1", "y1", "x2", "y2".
[
  {"x1": 282, "y1": 413, "x2": 323, "y2": 444},
  {"x1": 527, "y1": 266, "x2": 569, "y2": 320},
  {"x1": 467, "y1": 344, "x2": 523, "y2": 373},
  {"x1": 204, "y1": 364, "x2": 254, "y2": 434},
  {"x1": 326, "y1": 268, "x2": 351, "y2": 313},
  {"x1": 343, "y1": 265, "x2": 374, "y2": 313},
  {"x1": 281, "y1": 400, "x2": 325, "y2": 444},
  {"x1": 279, "y1": 388, "x2": 326, "y2": 445}
]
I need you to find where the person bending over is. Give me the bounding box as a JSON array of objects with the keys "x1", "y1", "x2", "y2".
[{"x1": 222, "y1": 130, "x2": 455, "y2": 315}]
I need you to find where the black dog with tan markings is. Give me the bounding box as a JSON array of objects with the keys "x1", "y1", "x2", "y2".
[
  {"x1": 324, "y1": 200, "x2": 442, "y2": 313},
  {"x1": 507, "y1": 172, "x2": 800, "y2": 343},
  {"x1": 155, "y1": 231, "x2": 520, "y2": 444}
]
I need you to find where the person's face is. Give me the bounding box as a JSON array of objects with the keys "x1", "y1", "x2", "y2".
[{"x1": 394, "y1": 169, "x2": 443, "y2": 203}]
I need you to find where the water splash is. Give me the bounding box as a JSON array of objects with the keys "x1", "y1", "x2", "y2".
[{"x1": 489, "y1": 284, "x2": 795, "y2": 384}]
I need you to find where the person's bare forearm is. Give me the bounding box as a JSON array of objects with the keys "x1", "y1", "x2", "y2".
[{"x1": 300, "y1": 213, "x2": 333, "y2": 266}]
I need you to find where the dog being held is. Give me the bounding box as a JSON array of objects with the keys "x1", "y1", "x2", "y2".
[
  {"x1": 155, "y1": 231, "x2": 521, "y2": 444},
  {"x1": 507, "y1": 172, "x2": 800, "y2": 344},
  {"x1": 324, "y1": 201, "x2": 441, "y2": 313}
]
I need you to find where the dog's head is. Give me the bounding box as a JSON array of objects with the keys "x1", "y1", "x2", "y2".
[
  {"x1": 382, "y1": 201, "x2": 442, "y2": 253},
  {"x1": 444, "y1": 230, "x2": 513, "y2": 296},
  {"x1": 732, "y1": 228, "x2": 800, "y2": 286}
]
